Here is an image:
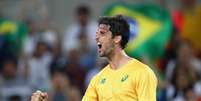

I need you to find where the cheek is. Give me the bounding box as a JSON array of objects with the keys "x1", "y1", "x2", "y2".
[
  {"x1": 102, "y1": 38, "x2": 110, "y2": 45},
  {"x1": 104, "y1": 40, "x2": 114, "y2": 49},
  {"x1": 103, "y1": 35, "x2": 112, "y2": 42}
]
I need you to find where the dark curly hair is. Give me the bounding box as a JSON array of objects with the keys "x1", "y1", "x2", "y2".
[{"x1": 98, "y1": 15, "x2": 130, "y2": 49}]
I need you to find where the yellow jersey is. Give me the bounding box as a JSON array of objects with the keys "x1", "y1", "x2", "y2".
[{"x1": 82, "y1": 59, "x2": 157, "y2": 101}]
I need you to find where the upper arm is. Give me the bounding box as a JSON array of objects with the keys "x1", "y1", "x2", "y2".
[
  {"x1": 82, "y1": 76, "x2": 98, "y2": 101},
  {"x1": 136, "y1": 68, "x2": 158, "y2": 101}
]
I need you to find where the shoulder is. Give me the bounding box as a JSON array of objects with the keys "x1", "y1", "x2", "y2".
[
  {"x1": 89, "y1": 64, "x2": 109, "y2": 84},
  {"x1": 130, "y1": 59, "x2": 153, "y2": 72},
  {"x1": 130, "y1": 59, "x2": 157, "y2": 82}
]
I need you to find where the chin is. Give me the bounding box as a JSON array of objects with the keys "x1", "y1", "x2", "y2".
[
  {"x1": 98, "y1": 54, "x2": 104, "y2": 57},
  {"x1": 98, "y1": 53, "x2": 105, "y2": 57}
]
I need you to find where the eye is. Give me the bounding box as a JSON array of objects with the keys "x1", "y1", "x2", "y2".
[{"x1": 100, "y1": 31, "x2": 105, "y2": 35}]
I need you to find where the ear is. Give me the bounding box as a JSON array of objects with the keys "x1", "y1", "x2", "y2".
[{"x1": 114, "y1": 35, "x2": 122, "y2": 44}]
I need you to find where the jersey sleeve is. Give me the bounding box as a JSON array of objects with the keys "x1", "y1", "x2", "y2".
[
  {"x1": 136, "y1": 67, "x2": 158, "y2": 101},
  {"x1": 82, "y1": 75, "x2": 99, "y2": 101}
]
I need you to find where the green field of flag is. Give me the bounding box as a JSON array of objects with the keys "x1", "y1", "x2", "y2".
[
  {"x1": 103, "y1": 2, "x2": 172, "y2": 62},
  {"x1": 0, "y1": 17, "x2": 28, "y2": 56}
]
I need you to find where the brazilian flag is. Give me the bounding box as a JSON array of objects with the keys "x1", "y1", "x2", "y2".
[
  {"x1": 104, "y1": 2, "x2": 172, "y2": 65},
  {"x1": 0, "y1": 17, "x2": 28, "y2": 57}
]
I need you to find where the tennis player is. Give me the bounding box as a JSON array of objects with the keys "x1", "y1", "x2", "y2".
[{"x1": 82, "y1": 15, "x2": 157, "y2": 101}]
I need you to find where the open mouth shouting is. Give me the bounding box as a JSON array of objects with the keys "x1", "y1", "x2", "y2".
[{"x1": 97, "y1": 42, "x2": 102, "y2": 53}]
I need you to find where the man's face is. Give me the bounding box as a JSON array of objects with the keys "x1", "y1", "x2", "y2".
[
  {"x1": 78, "y1": 14, "x2": 88, "y2": 26},
  {"x1": 96, "y1": 24, "x2": 115, "y2": 57}
]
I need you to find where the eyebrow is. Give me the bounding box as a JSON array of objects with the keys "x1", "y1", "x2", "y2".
[
  {"x1": 99, "y1": 24, "x2": 110, "y2": 30},
  {"x1": 98, "y1": 28, "x2": 110, "y2": 34}
]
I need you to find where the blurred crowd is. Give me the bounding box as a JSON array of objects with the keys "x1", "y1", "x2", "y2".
[{"x1": 0, "y1": 0, "x2": 201, "y2": 101}]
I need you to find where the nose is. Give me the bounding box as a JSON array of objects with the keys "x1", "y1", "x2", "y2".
[{"x1": 96, "y1": 31, "x2": 99, "y2": 41}]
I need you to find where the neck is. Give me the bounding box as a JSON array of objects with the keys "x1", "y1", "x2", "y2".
[{"x1": 108, "y1": 47, "x2": 132, "y2": 70}]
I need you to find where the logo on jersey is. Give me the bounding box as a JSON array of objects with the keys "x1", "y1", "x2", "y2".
[
  {"x1": 121, "y1": 75, "x2": 129, "y2": 82},
  {"x1": 100, "y1": 78, "x2": 106, "y2": 84}
]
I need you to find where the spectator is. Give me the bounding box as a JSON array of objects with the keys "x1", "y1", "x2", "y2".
[
  {"x1": 184, "y1": 85, "x2": 196, "y2": 101},
  {"x1": 0, "y1": 57, "x2": 31, "y2": 101},
  {"x1": 49, "y1": 70, "x2": 70, "y2": 101},
  {"x1": 22, "y1": 19, "x2": 40, "y2": 58},
  {"x1": 167, "y1": 67, "x2": 191, "y2": 101},
  {"x1": 68, "y1": 85, "x2": 82, "y2": 101},
  {"x1": 64, "y1": 49, "x2": 86, "y2": 93},
  {"x1": 77, "y1": 31, "x2": 96, "y2": 71},
  {"x1": 166, "y1": 40, "x2": 201, "y2": 81},
  {"x1": 40, "y1": 18, "x2": 59, "y2": 52},
  {"x1": 62, "y1": 4, "x2": 97, "y2": 55},
  {"x1": 27, "y1": 41, "x2": 52, "y2": 91}
]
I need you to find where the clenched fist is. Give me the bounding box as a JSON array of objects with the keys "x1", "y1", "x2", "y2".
[{"x1": 31, "y1": 90, "x2": 48, "y2": 101}]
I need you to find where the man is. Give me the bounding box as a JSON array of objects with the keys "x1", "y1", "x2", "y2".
[
  {"x1": 31, "y1": 15, "x2": 157, "y2": 101},
  {"x1": 62, "y1": 5, "x2": 97, "y2": 55},
  {"x1": 82, "y1": 15, "x2": 157, "y2": 101}
]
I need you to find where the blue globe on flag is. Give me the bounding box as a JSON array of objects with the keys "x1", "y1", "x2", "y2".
[{"x1": 124, "y1": 16, "x2": 138, "y2": 41}]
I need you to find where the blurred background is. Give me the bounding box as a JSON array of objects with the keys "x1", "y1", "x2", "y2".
[{"x1": 0, "y1": 0, "x2": 201, "y2": 101}]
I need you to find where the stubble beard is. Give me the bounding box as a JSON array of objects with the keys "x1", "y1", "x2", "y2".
[{"x1": 99, "y1": 42, "x2": 115, "y2": 58}]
